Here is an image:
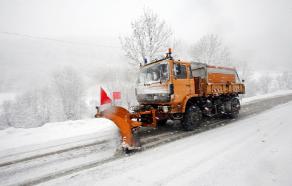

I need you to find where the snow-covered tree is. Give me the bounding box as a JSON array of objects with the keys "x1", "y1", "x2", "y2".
[
  {"x1": 258, "y1": 75, "x2": 273, "y2": 94},
  {"x1": 234, "y1": 60, "x2": 253, "y2": 82},
  {"x1": 0, "y1": 67, "x2": 89, "y2": 129},
  {"x1": 120, "y1": 9, "x2": 173, "y2": 65},
  {"x1": 0, "y1": 101, "x2": 12, "y2": 128},
  {"x1": 52, "y1": 67, "x2": 86, "y2": 120},
  {"x1": 190, "y1": 34, "x2": 232, "y2": 66},
  {"x1": 0, "y1": 89, "x2": 49, "y2": 128},
  {"x1": 277, "y1": 71, "x2": 292, "y2": 90}
]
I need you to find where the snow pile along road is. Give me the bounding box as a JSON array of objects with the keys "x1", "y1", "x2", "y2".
[
  {"x1": 45, "y1": 101, "x2": 292, "y2": 186},
  {"x1": 0, "y1": 118, "x2": 118, "y2": 156},
  {"x1": 0, "y1": 118, "x2": 121, "y2": 186},
  {"x1": 242, "y1": 90, "x2": 292, "y2": 104}
]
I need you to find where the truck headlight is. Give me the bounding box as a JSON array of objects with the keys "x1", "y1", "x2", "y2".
[{"x1": 162, "y1": 106, "x2": 169, "y2": 113}]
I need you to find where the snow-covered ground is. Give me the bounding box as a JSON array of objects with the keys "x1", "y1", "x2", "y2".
[
  {"x1": 242, "y1": 90, "x2": 292, "y2": 104},
  {"x1": 44, "y1": 99, "x2": 292, "y2": 186},
  {"x1": 0, "y1": 118, "x2": 119, "y2": 162},
  {"x1": 0, "y1": 118, "x2": 116, "y2": 151},
  {"x1": 0, "y1": 91, "x2": 292, "y2": 186},
  {"x1": 0, "y1": 90, "x2": 292, "y2": 159}
]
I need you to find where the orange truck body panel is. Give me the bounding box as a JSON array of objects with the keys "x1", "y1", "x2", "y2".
[{"x1": 208, "y1": 73, "x2": 236, "y2": 83}]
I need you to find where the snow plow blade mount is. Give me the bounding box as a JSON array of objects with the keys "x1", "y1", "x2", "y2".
[{"x1": 97, "y1": 106, "x2": 142, "y2": 150}]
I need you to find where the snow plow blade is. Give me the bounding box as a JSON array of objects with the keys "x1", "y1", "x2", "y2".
[{"x1": 96, "y1": 106, "x2": 142, "y2": 151}]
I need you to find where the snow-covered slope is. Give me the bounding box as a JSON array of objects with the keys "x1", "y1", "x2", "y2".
[{"x1": 46, "y1": 100, "x2": 292, "y2": 186}]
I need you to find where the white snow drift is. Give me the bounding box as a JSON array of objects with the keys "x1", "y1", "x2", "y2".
[{"x1": 0, "y1": 118, "x2": 117, "y2": 153}]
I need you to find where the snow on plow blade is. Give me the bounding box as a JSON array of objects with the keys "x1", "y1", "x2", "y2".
[{"x1": 96, "y1": 106, "x2": 142, "y2": 151}]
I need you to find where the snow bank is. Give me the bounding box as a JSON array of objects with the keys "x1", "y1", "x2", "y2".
[
  {"x1": 242, "y1": 90, "x2": 292, "y2": 104},
  {"x1": 0, "y1": 118, "x2": 118, "y2": 152}
]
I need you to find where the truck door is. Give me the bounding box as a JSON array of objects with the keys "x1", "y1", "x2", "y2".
[{"x1": 173, "y1": 63, "x2": 191, "y2": 103}]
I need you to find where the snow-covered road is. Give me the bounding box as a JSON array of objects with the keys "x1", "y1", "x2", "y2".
[
  {"x1": 45, "y1": 99, "x2": 292, "y2": 186},
  {"x1": 0, "y1": 92, "x2": 292, "y2": 186}
]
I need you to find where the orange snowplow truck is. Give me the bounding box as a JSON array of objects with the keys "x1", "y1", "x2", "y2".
[{"x1": 96, "y1": 49, "x2": 245, "y2": 151}]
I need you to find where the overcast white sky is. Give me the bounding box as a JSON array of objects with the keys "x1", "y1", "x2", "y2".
[{"x1": 0, "y1": 0, "x2": 292, "y2": 87}]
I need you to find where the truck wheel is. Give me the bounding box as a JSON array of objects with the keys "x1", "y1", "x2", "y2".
[
  {"x1": 227, "y1": 98, "x2": 240, "y2": 118},
  {"x1": 157, "y1": 119, "x2": 167, "y2": 126},
  {"x1": 182, "y1": 105, "x2": 202, "y2": 131}
]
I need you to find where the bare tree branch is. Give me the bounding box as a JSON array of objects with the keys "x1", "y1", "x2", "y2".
[
  {"x1": 190, "y1": 34, "x2": 232, "y2": 66},
  {"x1": 120, "y1": 9, "x2": 173, "y2": 65}
]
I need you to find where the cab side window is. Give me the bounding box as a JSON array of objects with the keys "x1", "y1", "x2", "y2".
[{"x1": 174, "y1": 64, "x2": 187, "y2": 79}]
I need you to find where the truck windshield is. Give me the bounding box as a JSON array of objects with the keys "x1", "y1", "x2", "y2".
[{"x1": 137, "y1": 61, "x2": 169, "y2": 85}]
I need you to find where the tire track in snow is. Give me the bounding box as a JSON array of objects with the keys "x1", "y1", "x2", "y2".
[{"x1": 0, "y1": 140, "x2": 109, "y2": 168}]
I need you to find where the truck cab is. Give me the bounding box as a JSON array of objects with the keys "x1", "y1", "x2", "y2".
[{"x1": 136, "y1": 59, "x2": 195, "y2": 114}]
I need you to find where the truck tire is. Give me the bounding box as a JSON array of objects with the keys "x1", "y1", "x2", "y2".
[
  {"x1": 182, "y1": 105, "x2": 202, "y2": 131},
  {"x1": 227, "y1": 97, "x2": 240, "y2": 118},
  {"x1": 157, "y1": 119, "x2": 168, "y2": 126}
]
